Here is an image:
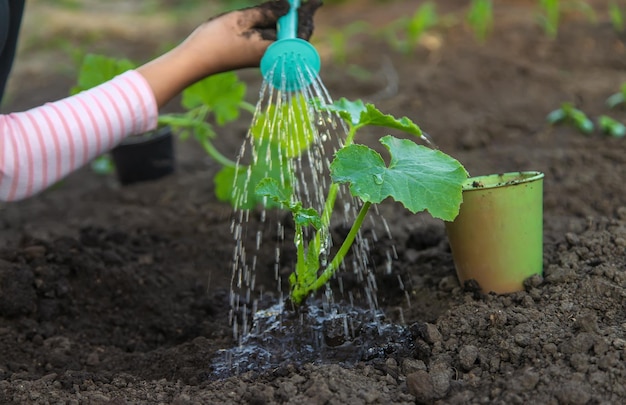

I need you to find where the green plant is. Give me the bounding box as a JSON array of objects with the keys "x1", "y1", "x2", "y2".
[
  {"x1": 546, "y1": 102, "x2": 594, "y2": 134},
  {"x1": 256, "y1": 99, "x2": 467, "y2": 306},
  {"x1": 537, "y1": 0, "x2": 597, "y2": 38},
  {"x1": 383, "y1": 2, "x2": 439, "y2": 54},
  {"x1": 609, "y1": 1, "x2": 624, "y2": 32},
  {"x1": 598, "y1": 115, "x2": 626, "y2": 138},
  {"x1": 158, "y1": 73, "x2": 255, "y2": 168},
  {"x1": 606, "y1": 83, "x2": 626, "y2": 108},
  {"x1": 466, "y1": 0, "x2": 494, "y2": 43},
  {"x1": 537, "y1": 0, "x2": 561, "y2": 38}
]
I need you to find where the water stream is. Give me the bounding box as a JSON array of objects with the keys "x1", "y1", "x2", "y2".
[{"x1": 224, "y1": 62, "x2": 405, "y2": 367}]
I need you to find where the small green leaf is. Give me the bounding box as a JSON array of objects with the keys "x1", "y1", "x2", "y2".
[
  {"x1": 319, "y1": 98, "x2": 367, "y2": 127},
  {"x1": 90, "y1": 154, "x2": 115, "y2": 175},
  {"x1": 547, "y1": 102, "x2": 594, "y2": 134},
  {"x1": 256, "y1": 178, "x2": 322, "y2": 230},
  {"x1": 606, "y1": 83, "x2": 626, "y2": 108},
  {"x1": 598, "y1": 115, "x2": 626, "y2": 138},
  {"x1": 256, "y1": 177, "x2": 292, "y2": 204},
  {"x1": 606, "y1": 92, "x2": 625, "y2": 109},
  {"x1": 294, "y1": 208, "x2": 322, "y2": 230},
  {"x1": 609, "y1": 1, "x2": 624, "y2": 32},
  {"x1": 182, "y1": 72, "x2": 246, "y2": 126},
  {"x1": 539, "y1": 0, "x2": 560, "y2": 38},
  {"x1": 546, "y1": 108, "x2": 566, "y2": 124},
  {"x1": 256, "y1": 177, "x2": 322, "y2": 229},
  {"x1": 574, "y1": 115, "x2": 595, "y2": 134},
  {"x1": 330, "y1": 135, "x2": 467, "y2": 220},
  {"x1": 407, "y1": 2, "x2": 438, "y2": 44},
  {"x1": 467, "y1": 0, "x2": 493, "y2": 43}
]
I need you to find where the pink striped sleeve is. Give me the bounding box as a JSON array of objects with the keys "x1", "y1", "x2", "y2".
[{"x1": 0, "y1": 70, "x2": 158, "y2": 201}]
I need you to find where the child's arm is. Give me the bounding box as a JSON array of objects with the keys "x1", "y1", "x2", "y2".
[
  {"x1": 0, "y1": 71, "x2": 157, "y2": 201},
  {"x1": 0, "y1": 0, "x2": 322, "y2": 202}
]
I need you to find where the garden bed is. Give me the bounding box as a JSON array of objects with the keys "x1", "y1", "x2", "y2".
[{"x1": 1, "y1": 0, "x2": 626, "y2": 403}]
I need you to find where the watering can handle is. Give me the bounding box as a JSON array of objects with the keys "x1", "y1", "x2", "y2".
[{"x1": 277, "y1": 0, "x2": 300, "y2": 41}]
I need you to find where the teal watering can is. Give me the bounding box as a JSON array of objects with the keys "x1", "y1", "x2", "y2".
[{"x1": 260, "y1": 0, "x2": 321, "y2": 91}]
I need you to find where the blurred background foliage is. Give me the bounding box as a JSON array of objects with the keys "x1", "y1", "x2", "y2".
[{"x1": 5, "y1": 0, "x2": 618, "y2": 109}]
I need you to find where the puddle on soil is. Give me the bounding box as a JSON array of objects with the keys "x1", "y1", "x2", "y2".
[{"x1": 212, "y1": 300, "x2": 414, "y2": 379}]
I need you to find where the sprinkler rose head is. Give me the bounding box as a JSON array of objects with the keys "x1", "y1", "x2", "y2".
[{"x1": 260, "y1": 38, "x2": 321, "y2": 91}]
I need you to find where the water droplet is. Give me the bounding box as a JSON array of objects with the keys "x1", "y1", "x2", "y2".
[{"x1": 373, "y1": 173, "x2": 384, "y2": 185}]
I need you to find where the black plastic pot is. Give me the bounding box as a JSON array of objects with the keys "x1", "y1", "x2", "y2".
[{"x1": 111, "y1": 125, "x2": 175, "y2": 185}]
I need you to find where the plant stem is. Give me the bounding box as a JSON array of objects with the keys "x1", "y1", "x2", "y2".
[
  {"x1": 290, "y1": 123, "x2": 365, "y2": 305},
  {"x1": 295, "y1": 223, "x2": 306, "y2": 271},
  {"x1": 310, "y1": 201, "x2": 372, "y2": 293},
  {"x1": 240, "y1": 101, "x2": 256, "y2": 115},
  {"x1": 199, "y1": 138, "x2": 237, "y2": 168}
]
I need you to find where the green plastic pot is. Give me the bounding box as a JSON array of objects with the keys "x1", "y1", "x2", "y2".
[{"x1": 445, "y1": 171, "x2": 544, "y2": 294}]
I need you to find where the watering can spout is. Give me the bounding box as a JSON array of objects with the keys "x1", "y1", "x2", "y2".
[{"x1": 260, "y1": 0, "x2": 321, "y2": 91}]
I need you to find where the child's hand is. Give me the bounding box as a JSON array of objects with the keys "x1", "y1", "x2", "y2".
[
  {"x1": 186, "y1": 0, "x2": 323, "y2": 74},
  {"x1": 138, "y1": 1, "x2": 323, "y2": 107}
]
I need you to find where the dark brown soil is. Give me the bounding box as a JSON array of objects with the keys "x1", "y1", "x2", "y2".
[{"x1": 2, "y1": 1, "x2": 626, "y2": 404}]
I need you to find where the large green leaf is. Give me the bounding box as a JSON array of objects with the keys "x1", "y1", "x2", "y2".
[
  {"x1": 182, "y1": 72, "x2": 246, "y2": 126},
  {"x1": 250, "y1": 95, "x2": 315, "y2": 158},
  {"x1": 330, "y1": 135, "x2": 467, "y2": 220},
  {"x1": 71, "y1": 54, "x2": 136, "y2": 95}
]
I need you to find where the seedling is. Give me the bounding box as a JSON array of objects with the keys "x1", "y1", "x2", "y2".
[
  {"x1": 466, "y1": 0, "x2": 494, "y2": 43},
  {"x1": 323, "y1": 21, "x2": 370, "y2": 65},
  {"x1": 537, "y1": 0, "x2": 560, "y2": 38},
  {"x1": 609, "y1": 1, "x2": 624, "y2": 32},
  {"x1": 383, "y1": 2, "x2": 439, "y2": 54},
  {"x1": 256, "y1": 99, "x2": 467, "y2": 306},
  {"x1": 606, "y1": 83, "x2": 626, "y2": 109},
  {"x1": 546, "y1": 102, "x2": 594, "y2": 134},
  {"x1": 537, "y1": 0, "x2": 596, "y2": 38},
  {"x1": 598, "y1": 115, "x2": 626, "y2": 138}
]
